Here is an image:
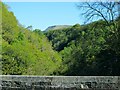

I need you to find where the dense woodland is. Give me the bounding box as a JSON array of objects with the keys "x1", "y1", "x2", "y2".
[{"x1": 1, "y1": 2, "x2": 120, "y2": 75}]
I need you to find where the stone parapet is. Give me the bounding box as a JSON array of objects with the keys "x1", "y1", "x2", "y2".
[{"x1": 0, "y1": 75, "x2": 119, "y2": 90}]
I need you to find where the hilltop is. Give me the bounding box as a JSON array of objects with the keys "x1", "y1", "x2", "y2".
[{"x1": 45, "y1": 25, "x2": 72, "y2": 31}]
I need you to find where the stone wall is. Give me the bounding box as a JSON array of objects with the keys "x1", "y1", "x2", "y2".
[{"x1": 0, "y1": 75, "x2": 120, "y2": 90}]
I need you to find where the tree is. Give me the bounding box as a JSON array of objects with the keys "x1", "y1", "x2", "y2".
[
  {"x1": 26, "y1": 25, "x2": 33, "y2": 30},
  {"x1": 76, "y1": 1, "x2": 120, "y2": 75},
  {"x1": 78, "y1": 2, "x2": 119, "y2": 23},
  {"x1": 94, "y1": 49, "x2": 120, "y2": 75},
  {"x1": 2, "y1": 3, "x2": 19, "y2": 44},
  {"x1": 2, "y1": 3, "x2": 62, "y2": 75},
  {"x1": 77, "y1": 1, "x2": 120, "y2": 52},
  {"x1": 77, "y1": 2, "x2": 120, "y2": 36}
]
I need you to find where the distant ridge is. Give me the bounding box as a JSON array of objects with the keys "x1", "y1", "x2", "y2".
[{"x1": 45, "y1": 25, "x2": 72, "y2": 31}]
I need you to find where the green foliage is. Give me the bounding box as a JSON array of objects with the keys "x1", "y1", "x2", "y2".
[
  {"x1": 2, "y1": 3, "x2": 62, "y2": 75},
  {"x1": 93, "y1": 49, "x2": 120, "y2": 75},
  {"x1": 2, "y1": 3, "x2": 19, "y2": 44},
  {"x1": 45, "y1": 19, "x2": 120, "y2": 75},
  {"x1": 2, "y1": 2, "x2": 120, "y2": 75}
]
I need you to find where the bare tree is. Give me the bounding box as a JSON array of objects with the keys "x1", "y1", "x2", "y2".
[
  {"x1": 77, "y1": 2, "x2": 120, "y2": 31},
  {"x1": 77, "y1": 1, "x2": 120, "y2": 48}
]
